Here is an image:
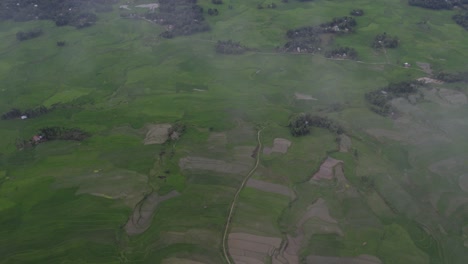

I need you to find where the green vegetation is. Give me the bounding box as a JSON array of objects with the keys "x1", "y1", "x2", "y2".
[
  {"x1": 372, "y1": 32, "x2": 399, "y2": 49},
  {"x1": 1, "y1": 0, "x2": 468, "y2": 263},
  {"x1": 453, "y1": 12, "x2": 468, "y2": 30}
]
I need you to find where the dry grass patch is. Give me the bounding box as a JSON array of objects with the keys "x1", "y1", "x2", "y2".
[
  {"x1": 125, "y1": 190, "x2": 180, "y2": 235},
  {"x1": 306, "y1": 254, "x2": 382, "y2": 264},
  {"x1": 246, "y1": 179, "x2": 295, "y2": 199},
  {"x1": 179, "y1": 156, "x2": 251, "y2": 175},
  {"x1": 53, "y1": 169, "x2": 150, "y2": 208},
  {"x1": 263, "y1": 138, "x2": 292, "y2": 155},
  {"x1": 339, "y1": 134, "x2": 352, "y2": 152},
  {"x1": 144, "y1": 123, "x2": 172, "y2": 145}
]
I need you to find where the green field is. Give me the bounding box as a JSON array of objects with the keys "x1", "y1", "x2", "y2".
[{"x1": 0, "y1": 0, "x2": 467, "y2": 263}]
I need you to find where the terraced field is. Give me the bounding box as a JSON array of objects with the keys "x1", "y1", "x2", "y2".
[{"x1": 0, "y1": 0, "x2": 467, "y2": 263}]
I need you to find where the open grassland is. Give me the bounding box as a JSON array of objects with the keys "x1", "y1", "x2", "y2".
[{"x1": 0, "y1": 0, "x2": 467, "y2": 263}]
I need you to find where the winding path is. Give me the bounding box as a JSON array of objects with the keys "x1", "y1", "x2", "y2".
[{"x1": 222, "y1": 128, "x2": 264, "y2": 264}]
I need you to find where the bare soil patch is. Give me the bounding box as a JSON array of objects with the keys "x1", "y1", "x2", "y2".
[
  {"x1": 417, "y1": 77, "x2": 443, "y2": 84},
  {"x1": 144, "y1": 124, "x2": 172, "y2": 145},
  {"x1": 228, "y1": 232, "x2": 281, "y2": 264},
  {"x1": 263, "y1": 138, "x2": 292, "y2": 155},
  {"x1": 125, "y1": 190, "x2": 180, "y2": 235},
  {"x1": 294, "y1": 92, "x2": 318, "y2": 100},
  {"x1": 306, "y1": 254, "x2": 382, "y2": 264},
  {"x1": 179, "y1": 156, "x2": 251, "y2": 175},
  {"x1": 246, "y1": 179, "x2": 295, "y2": 198},
  {"x1": 311, "y1": 157, "x2": 343, "y2": 181},
  {"x1": 339, "y1": 134, "x2": 352, "y2": 152}
]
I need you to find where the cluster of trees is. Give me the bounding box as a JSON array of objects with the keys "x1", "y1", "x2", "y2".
[
  {"x1": 215, "y1": 40, "x2": 249, "y2": 54},
  {"x1": 207, "y1": 8, "x2": 219, "y2": 16},
  {"x1": 288, "y1": 113, "x2": 344, "y2": 137},
  {"x1": 372, "y1": 33, "x2": 399, "y2": 49},
  {"x1": 282, "y1": 16, "x2": 357, "y2": 53},
  {"x1": 350, "y1": 9, "x2": 364, "y2": 16},
  {"x1": 257, "y1": 3, "x2": 278, "y2": 9},
  {"x1": 168, "y1": 122, "x2": 186, "y2": 141},
  {"x1": 324, "y1": 47, "x2": 358, "y2": 59},
  {"x1": 0, "y1": 0, "x2": 113, "y2": 28},
  {"x1": 1, "y1": 106, "x2": 50, "y2": 120},
  {"x1": 16, "y1": 28, "x2": 43, "y2": 41},
  {"x1": 212, "y1": 0, "x2": 223, "y2": 4},
  {"x1": 145, "y1": 0, "x2": 209, "y2": 38},
  {"x1": 365, "y1": 81, "x2": 421, "y2": 116},
  {"x1": 408, "y1": 0, "x2": 468, "y2": 10},
  {"x1": 319, "y1": 16, "x2": 357, "y2": 33},
  {"x1": 453, "y1": 12, "x2": 468, "y2": 30},
  {"x1": 39, "y1": 126, "x2": 90, "y2": 141}
]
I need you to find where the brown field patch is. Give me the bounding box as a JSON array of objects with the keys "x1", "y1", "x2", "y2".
[
  {"x1": 263, "y1": 138, "x2": 292, "y2": 155},
  {"x1": 125, "y1": 190, "x2": 180, "y2": 235},
  {"x1": 246, "y1": 179, "x2": 295, "y2": 198},
  {"x1": 143, "y1": 123, "x2": 172, "y2": 145},
  {"x1": 228, "y1": 232, "x2": 282, "y2": 264},
  {"x1": 306, "y1": 254, "x2": 382, "y2": 264},
  {"x1": 311, "y1": 157, "x2": 343, "y2": 181},
  {"x1": 294, "y1": 92, "x2": 317, "y2": 100},
  {"x1": 179, "y1": 156, "x2": 251, "y2": 175}
]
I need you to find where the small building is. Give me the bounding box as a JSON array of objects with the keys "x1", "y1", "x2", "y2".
[
  {"x1": 20, "y1": 115, "x2": 28, "y2": 119},
  {"x1": 404, "y1": 62, "x2": 411, "y2": 68}
]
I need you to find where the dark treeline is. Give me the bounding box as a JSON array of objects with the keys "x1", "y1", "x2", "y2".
[
  {"x1": 39, "y1": 126, "x2": 89, "y2": 141},
  {"x1": 289, "y1": 113, "x2": 344, "y2": 137},
  {"x1": 365, "y1": 81, "x2": 422, "y2": 116},
  {"x1": 372, "y1": 33, "x2": 399, "y2": 49},
  {"x1": 1, "y1": 105, "x2": 50, "y2": 120},
  {"x1": 325, "y1": 46, "x2": 358, "y2": 59},
  {"x1": 0, "y1": 0, "x2": 116, "y2": 28},
  {"x1": 16, "y1": 28, "x2": 43, "y2": 41},
  {"x1": 282, "y1": 16, "x2": 357, "y2": 53},
  {"x1": 215, "y1": 40, "x2": 249, "y2": 54},
  {"x1": 145, "y1": 0, "x2": 209, "y2": 38},
  {"x1": 453, "y1": 12, "x2": 468, "y2": 30},
  {"x1": 408, "y1": 0, "x2": 468, "y2": 10},
  {"x1": 435, "y1": 71, "x2": 468, "y2": 82}
]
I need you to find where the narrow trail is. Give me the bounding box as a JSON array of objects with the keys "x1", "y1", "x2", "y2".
[{"x1": 222, "y1": 127, "x2": 264, "y2": 264}]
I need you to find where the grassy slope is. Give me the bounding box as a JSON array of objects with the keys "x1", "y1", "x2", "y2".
[{"x1": 0, "y1": 0, "x2": 467, "y2": 263}]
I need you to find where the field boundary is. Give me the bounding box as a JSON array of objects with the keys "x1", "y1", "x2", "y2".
[{"x1": 222, "y1": 127, "x2": 264, "y2": 264}]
